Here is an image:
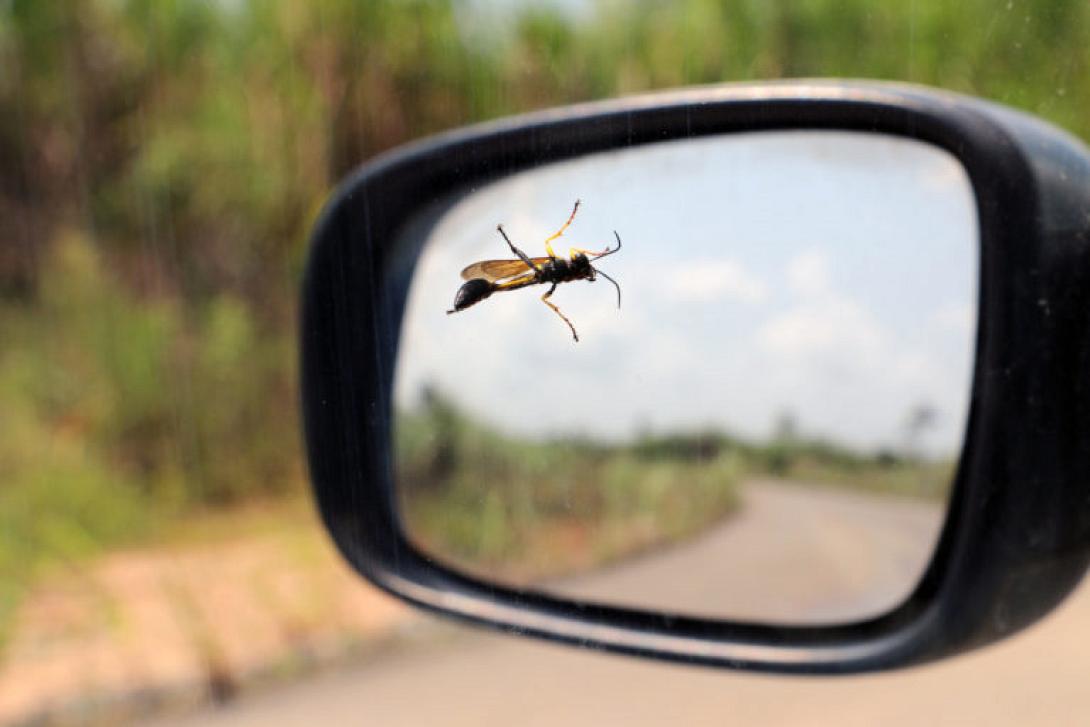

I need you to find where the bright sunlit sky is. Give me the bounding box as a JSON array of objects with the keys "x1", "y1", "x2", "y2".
[{"x1": 394, "y1": 131, "x2": 977, "y2": 456}]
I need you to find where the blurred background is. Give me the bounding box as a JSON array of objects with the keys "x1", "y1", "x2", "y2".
[{"x1": 2, "y1": 0, "x2": 1089, "y2": 724}]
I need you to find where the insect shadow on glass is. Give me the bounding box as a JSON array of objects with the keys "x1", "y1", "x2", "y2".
[{"x1": 445, "y1": 200, "x2": 622, "y2": 342}]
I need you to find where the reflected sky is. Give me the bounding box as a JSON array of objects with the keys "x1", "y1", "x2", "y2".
[{"x1": 394, "y1": 131, "x2": 977, "y2": 456}]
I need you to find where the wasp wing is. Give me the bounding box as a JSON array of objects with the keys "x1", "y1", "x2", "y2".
[{"x1": 460, "y1": 257, "x2": 551, "y2": 282}]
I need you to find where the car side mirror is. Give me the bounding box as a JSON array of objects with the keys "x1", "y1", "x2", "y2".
[{"x1": 300, "y1": 81, "x2": 1090, "y2": 673}]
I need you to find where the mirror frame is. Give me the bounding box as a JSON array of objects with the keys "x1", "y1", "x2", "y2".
[{"x1": 301, "y1": 81, "x2": 1090, "y2": 673}]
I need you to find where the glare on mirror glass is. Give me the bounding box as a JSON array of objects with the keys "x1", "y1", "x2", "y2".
[{"x1": 394, "y1": 131, "x2": 977, "y2": 625}]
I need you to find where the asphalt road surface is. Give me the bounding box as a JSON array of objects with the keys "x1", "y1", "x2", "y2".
[
  {"x1": 548, "y1": 478, "x2": 942, "y2": 623},
  {"x1": 153, "y1": 481, "x2": 1090, "y2": 727}
]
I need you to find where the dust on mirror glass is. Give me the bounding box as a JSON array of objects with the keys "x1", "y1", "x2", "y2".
[{"x1": 393, "y1": 131, "x2": 977, "y2": 625}]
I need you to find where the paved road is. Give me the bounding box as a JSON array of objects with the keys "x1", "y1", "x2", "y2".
[
  {"x1": 549, "y1": 478, "x2": 942, "y2": 623},
  {"x1": 153, "y1": 482, "x2": 1090, "y2": 727}
]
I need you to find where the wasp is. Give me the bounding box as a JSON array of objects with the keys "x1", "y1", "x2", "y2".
[{"x1": 445, "y1": 200, "x2": 622, "y2": 342}]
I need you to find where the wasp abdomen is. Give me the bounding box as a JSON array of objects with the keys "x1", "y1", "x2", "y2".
[{"x1": 447, "y1": 278, "x2": 494, "y2": 314}]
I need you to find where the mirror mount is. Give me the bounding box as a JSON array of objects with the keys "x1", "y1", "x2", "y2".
[{"x1": 302, "y1": 81, "x2": 1090, "y2": 673}]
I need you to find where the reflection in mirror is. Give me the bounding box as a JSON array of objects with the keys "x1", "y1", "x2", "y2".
[{"x1": 393, "y1": 131, "x2": 977, "y2": 625}]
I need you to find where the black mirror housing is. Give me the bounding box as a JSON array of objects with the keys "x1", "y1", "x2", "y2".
[{"x1": 300, "y1": 81, "x2": 1090, "y2": 673}]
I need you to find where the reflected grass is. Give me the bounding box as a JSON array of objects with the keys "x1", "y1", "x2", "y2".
[
  {"x1": 396, "y1": 396, "x2": 742, "y2": 584},
  {"x1": 396, "y1": 391, "x2": 954, "y2": 585},
  {"x1": 783, "y1": 456, "x2": 955, "y2": 500}
]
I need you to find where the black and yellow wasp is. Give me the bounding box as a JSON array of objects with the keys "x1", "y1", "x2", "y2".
[{"x1": 445, "y1": 200, "x2": 622, "y2": 342}]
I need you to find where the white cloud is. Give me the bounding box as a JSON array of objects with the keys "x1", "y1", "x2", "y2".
[
  {"x1": 663, "y1": 259, "x2": 768, "y2": 304},
  {"x1": 758, "y1": 297, "x2": 885, "y2": 366},
  {"x1": 786, "y1": 249, "x2": 832, "y2": 296},
  {"x1": 933, "y1": 302, "x2": 975, "y2": 334},
  {"x1": 753, "y1": 284, "x2": 970, "y2": 454}
]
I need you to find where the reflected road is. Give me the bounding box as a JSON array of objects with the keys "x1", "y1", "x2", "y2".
[{"x1": 551, "y1": 478, "x2": 943, "y2": 622}]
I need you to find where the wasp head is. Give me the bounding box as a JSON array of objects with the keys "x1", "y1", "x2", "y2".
[{"x1": 570, "y1": 253, "x2": 594, "y2": 280}]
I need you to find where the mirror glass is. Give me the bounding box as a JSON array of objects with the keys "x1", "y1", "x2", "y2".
[{"x1": 393, "y1": 130, "x2": 977, "y2": 625}]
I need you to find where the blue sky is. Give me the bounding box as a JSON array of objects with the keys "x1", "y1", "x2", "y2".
[{"x1": 394, "y1": 131, "x2": 977, "y2": 457}]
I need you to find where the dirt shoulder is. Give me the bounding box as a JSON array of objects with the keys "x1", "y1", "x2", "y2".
[{"x1": 0, "y1": 505, "x2": 419, "y2": 726}]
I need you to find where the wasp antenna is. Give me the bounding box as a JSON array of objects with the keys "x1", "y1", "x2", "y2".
[
  {"x1": 588, "y1": 231, "x2": 623, "y2": 260},
  {"x1": 595, "y1": 267, "x2": 622, "y2": 309}
]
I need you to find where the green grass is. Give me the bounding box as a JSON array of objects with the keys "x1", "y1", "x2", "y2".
[
  {"x1": 396, "y1": 393, "x2": 743, "y2": 583},
  {"x1": 0, "y1": 233, "x2": 308, "y2": 649},
  {"x1": 395, "y1": 390, "x2": 953, "y2": 585},
  {"x1": 780, "y1": 456, "x2": 955, "y2": 500}
]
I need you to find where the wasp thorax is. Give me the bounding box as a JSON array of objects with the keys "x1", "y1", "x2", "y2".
[{"x1": 448, "y1": 278, "x2": 494, "y2": 313}]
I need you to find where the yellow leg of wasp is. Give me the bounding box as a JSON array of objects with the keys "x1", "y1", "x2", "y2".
[
  {"x1": 541, "y1": 284, "x2": 579, "y2": 342},
  {"x1": 543, "y1": 200, "x2": 581, "y2": 258}
]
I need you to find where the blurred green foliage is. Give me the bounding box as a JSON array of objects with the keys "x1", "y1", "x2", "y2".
[
  {"x1": 0, "y1": 231, "x2": 298, "y2": 638},
  {"x1": 0, "y1": 0, "x2": 1085, "y2": 626}
]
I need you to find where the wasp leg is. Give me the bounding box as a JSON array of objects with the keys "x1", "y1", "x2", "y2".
[
  {"x1": 497, "y1": 225, "x2": 542, "y2": 273},
  {"x1": 541, "y1": 283, "x2": 579, "y2": 342},
  {"x1": 543, "y1": 200, "x2": 581, "y2": 259}
]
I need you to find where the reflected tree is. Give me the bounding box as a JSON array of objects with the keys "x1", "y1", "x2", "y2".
[{"x1": 903, "y1": 403, "x2": 938, "y2": 461}]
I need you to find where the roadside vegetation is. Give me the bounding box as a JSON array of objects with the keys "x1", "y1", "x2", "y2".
[
  {"x1": 0, "y1": 0, "x2": 1081, "y2": 647},
  {"x1": 396, "y1": 389, "x2": 952, "y2": 583}
]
